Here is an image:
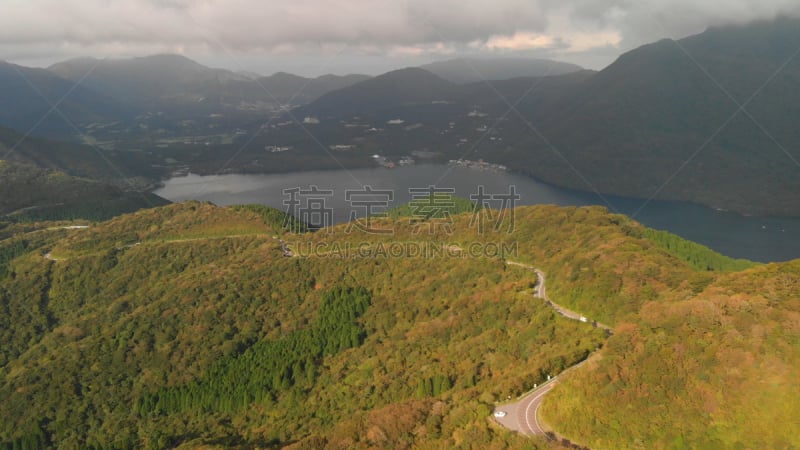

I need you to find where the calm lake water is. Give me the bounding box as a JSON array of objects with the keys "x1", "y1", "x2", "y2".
[{"x1": 154, "y1": 165, "x2": 800, "y2": 263}]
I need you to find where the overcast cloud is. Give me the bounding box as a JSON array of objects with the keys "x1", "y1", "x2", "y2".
[{"x1": 1, "y1": 0, "x2": 800, "y2": 75}]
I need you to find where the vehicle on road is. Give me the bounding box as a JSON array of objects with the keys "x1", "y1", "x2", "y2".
[{"x1": 493, "y1": 411, "x2": 507, "y2": 418}]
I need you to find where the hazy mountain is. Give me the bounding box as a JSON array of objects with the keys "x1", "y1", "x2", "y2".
[
  {"x1": 254, "y1": 71, "x2": 371, "y2": 105},
  {"x1": 0, "y1": 125, "x2": 163, "y2": 188},
  {"x1": 296, "y1": 64, "x2": 597, "y2": 123},
  {"x1": 420, "y1": 57, "x2": 583, "y2": 84},
  {"x1": 511, "y1": 16, "x2": 800, "y2": 216},
  {"x1": 0, "y1": 61, "x2": 131, "y2": 137},
  {"x1": 49, "y1": 54, "x2": 257, "y2": 115},
  {"x1": 8, "y1": 18, "x2": 799, "y2": 216},
  {"x1": 296, "y1": 67, "x2": 461, "y2": 118},
  {"x1": 49, "y1": 55, "x2": 371, "y2": 114}
]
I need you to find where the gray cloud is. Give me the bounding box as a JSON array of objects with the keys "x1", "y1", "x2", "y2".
[
  {"x1": 560, "y1": 0, "x2": 800, "y2": 46},
  {"x1": 0, "y1": 1, "x2": 547, "y2": 47},
  {"x1": 2, "y1": 0, "x2": 800, "y2": 74}
]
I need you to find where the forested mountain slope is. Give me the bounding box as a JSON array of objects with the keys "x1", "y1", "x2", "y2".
[
  {"x1": 0, "y1": 161, "x2": 168, "y2": 222},
  {"x1": 0, "y1": 202, "x2": 795, "y2": 449},
  {"x1": 544, "y1": 259, "x2": 800, "y2": 449}
]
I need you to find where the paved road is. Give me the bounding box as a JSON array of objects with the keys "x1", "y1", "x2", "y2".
[
  {"x1": 42, "y1": 231, "x2": 275, "y2": 262},
  {"x1": 494, "y1": 261, "x2": 612, "y2": 439},
  {"x1": 517, "y1": 380, "x2": 556, "y2": 435},
  {"x1": 507, "y1": 261, "x2": 611, "y2": 331},
  {"x1": 493, "y1": 379, "x2": 557, "y2": 436}
]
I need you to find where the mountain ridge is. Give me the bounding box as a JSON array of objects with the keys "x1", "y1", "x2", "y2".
[
  {"x1": 0, "y1": 61, "x2": 133, "y2": 137},
  {"x1": 296, "y1": 67, "x2": 460, "y2": 118},
  {"x1": 420, "y1": 57, "x2": 584, "y2": 84},
  {"x1": 48, "y1": 55, "x2": 373, "y2": 114}
]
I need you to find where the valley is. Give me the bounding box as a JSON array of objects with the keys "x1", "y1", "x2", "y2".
[{"x1": 2, "y1": 19, "x2": 800, "y2": 218}]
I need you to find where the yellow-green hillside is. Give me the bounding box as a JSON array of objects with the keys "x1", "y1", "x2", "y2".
[{"x1": 0, "y1": 201, "x2": 793, "y2": 450}]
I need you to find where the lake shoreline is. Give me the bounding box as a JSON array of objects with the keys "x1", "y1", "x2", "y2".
[
  {"x1": 152, "y1": 163, "x2": 797, "y2": 221},
  {"x1": 154, "y1": 165, "x2": 800, "y2": 263}
]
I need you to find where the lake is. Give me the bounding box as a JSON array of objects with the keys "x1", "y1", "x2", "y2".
[{"x1": 154, "y1": 164, "x2": 800, "y2": 263}]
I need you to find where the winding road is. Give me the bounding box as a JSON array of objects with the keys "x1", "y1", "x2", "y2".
[
  {"x1": 37, "y1": 229, "x2": 596, "y2": 439},
  {"x1": 494, "y1": 261, "x2": 611, "y2": 438},
  {"x1": 507, "y1": 261, "x2": 611, "y2": 332}
]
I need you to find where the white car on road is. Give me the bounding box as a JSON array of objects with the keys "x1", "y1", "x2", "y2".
[{"x1": 493, "y1": 411, "x2": 507, "y2": 418}]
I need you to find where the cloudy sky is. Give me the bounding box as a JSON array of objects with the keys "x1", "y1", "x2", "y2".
[{"x1": 2, "y1": 0, "x2": 800, "y2": 76}]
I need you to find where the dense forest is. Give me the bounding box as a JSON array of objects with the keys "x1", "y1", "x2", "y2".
[
  {"x1": 543, "y1": 259, "x2": 800, "y2": 449},
  {"x1": 136, "y1": 286, "x2": 372, "y2": 419},
  {"x1": 642, "y1": 228, "x2": 755, "y2": 272},
  {"x1": 387, "y1": 194, "x2": 480, "y2": 220},
  {"x1": 0, "y1": 202, "x2": 796, "y2": 449}
]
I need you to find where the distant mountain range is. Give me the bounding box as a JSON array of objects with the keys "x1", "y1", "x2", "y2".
[
  {"x1": 419, "y1": 57, "x2": 583, "y2": 84},
  {"x1": 296, "y1": 67, "x2": 462, "y2": 118},
  {"x1": 48, "y1": 55, "x2": 372, "y2": 116},
  {"x1": 254, "y1": 72, "x2": 373, "y2": 105},
  {"x1": 296, "y1": 65, "x2": 596, "y2": 121},
  {"x1": 0, "y1": 61, "x2": 132, "y2": 137},
  {"x1": 0, "y1": 19, "x2": 799, "y2": 217},
  {"x1": 295, "y1": 17, "x2": 800, "y2": 216},
  {"x1": 0, "y1": 54, "x2": 583, "y2": 139}
]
